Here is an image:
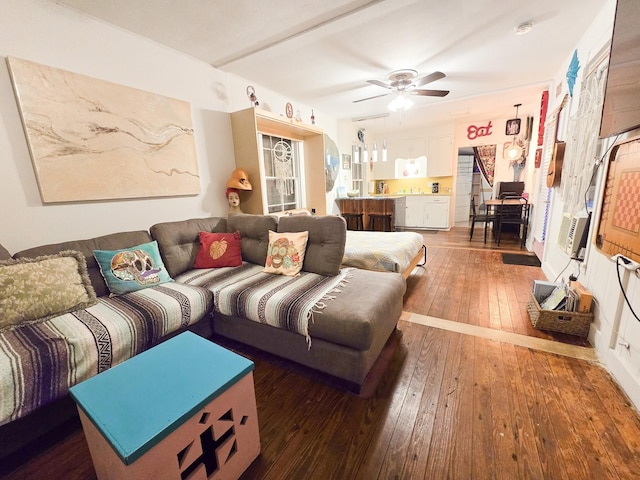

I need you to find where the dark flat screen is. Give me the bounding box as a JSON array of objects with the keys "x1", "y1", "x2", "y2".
[{"x1": 599, "y1": 0, "x2": 640, "y2": 138}]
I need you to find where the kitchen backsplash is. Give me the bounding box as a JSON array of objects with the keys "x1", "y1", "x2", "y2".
[{"x1": 372, "y1": 176, "x2": 453, "y2": 194}]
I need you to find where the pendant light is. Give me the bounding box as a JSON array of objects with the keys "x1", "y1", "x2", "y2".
[
  {"x1": 372, "y1": 143, "x2": 378, "y2": 162},
  {"x1": 506, "y1": 103, "x2": 523, "y2": 160},
  {"x1": 382, "y1": 139, "x2": 388, "y2": 162}
]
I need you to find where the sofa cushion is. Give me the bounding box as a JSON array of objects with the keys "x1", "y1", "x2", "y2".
[
  {"x1": 308, "y1": 268, "x2": 406, "y2": 350},
  {"x1": 0, "y1": 244, "x2": 11, "y2": 261},
  {"x1": 0, "y1": 250, "x2": 98, "y2": 331},
  {"x1": 150, "y1": 217, "x2": 228, "y2": 277},
  {"x1": 193, "y1": 231, "x2": 243, "y2": 269},
  {"x1": 277, "y1": 215, "x2": 346, "y2": 276},
  {"x1": 94, "y1": 241, "x2": 173, "y2": 295},
  {"x1": 227, "y1": 214, "x2": 278, "y2": 266},
  {"x1": 264, "y1": 230, "x2": 308, "y2": 276},
  {"x1": 14, "y1": 231, "x2": 152, "y2": 298}
]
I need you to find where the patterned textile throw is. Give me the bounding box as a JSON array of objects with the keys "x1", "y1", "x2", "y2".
[
  {"x1": 341, "y1": 231, "x2": 424, "y2": 273},
  {"x1": 177, "y1": 263, "x2": 352, "y2": 344},
  {"x1": 474, "y1": 144, "x2": 496, "y2": 187},
  {"x1": 0, "y1": 282, "x2": 212, "y2": 426}
]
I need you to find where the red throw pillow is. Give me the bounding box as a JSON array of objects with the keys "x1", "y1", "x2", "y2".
[{"x1": 193, "y1": 231, "x2": 242, "y2": 268}]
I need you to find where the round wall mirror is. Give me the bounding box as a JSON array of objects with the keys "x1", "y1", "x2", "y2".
[{"x1": 324, "y1": 134, "x2": 340, "y2": 192}]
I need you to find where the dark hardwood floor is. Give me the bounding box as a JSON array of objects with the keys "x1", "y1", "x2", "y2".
[{"x1": 3, "y1": 227, "x2": 640, "y2": 479}]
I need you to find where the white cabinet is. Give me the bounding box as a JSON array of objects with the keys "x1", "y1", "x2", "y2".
[
  {"x1": 427, "y1": 135, "x2": 453, "y2": 177},
  {"x1": 403, "y1": 196, "x2": 426, "y2": 227},
  {"x1": 374, "y1": 136, "x2": 452, "y2": 179},
  {"x1": 424, "y1": 197, "x2": 450, "y2": 229},
  {"x1": 369, "y1": 157, "x2": 395, "y2": 180},
  {"x1": 390, "y1": 138, "x2": 426, "y2": 161},
  {"x1": 399, "y1": 196, "x2": 450, "y2": 229}
]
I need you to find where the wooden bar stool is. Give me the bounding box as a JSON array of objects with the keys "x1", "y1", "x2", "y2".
[
  {"x1": 341, "y1": 213, "x2": 364, "y2": 231},
  {"x1": 368, "y1": 213, "x2": 392, "y2": 232}
]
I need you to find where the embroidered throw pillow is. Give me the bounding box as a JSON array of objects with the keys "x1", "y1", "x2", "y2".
[
  {"x1": 93, "y1": 241, "x2": 173, "y2": 295},
  {"x1": 264, "y1": 230, "x2": 308, "y2": 276},
  {"x1": 193, "y1": 231, "x2": 242, "y2": 268},
  {"x1": 0, "y1": 250, "x2": 98, "y2": 331}
]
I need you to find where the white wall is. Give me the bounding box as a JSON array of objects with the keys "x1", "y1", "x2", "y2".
[
  {"x1": 452, "y1": 111, "x2": 539, "y2": 194},
  {"x1": 541, "y1": 0, "x2": 640, "y2": 411},
  {"x1": 0, "y1": 0, "x2": 337, "y2": 253}
]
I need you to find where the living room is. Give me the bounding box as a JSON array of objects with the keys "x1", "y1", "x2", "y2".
[{"x1": 2, "y1": 0, "x2": 640, "y2": 478}]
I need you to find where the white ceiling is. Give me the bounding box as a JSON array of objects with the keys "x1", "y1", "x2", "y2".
[{"x1": 54, "y1": 0, "x2": 609, "y2": 132}]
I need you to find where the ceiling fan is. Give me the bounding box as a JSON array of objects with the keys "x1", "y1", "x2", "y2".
[{"x1": 353, "y1": 69, "x2": 449, "y2": 103}]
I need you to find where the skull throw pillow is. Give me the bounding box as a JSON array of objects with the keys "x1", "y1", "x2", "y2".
[
  {"x1": 264, "y1": 230, "x2": 308, "y2": 276},
  {"x1": 93, "y1": 241, "x2": 173, "y2": 295}
]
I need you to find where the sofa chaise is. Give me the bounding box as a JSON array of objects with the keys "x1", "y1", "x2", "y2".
[{"x1": 150, "y1": 213, "x2": 406, "y2": 389}]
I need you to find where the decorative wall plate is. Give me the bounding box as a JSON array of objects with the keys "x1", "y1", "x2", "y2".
[{"x1": 285, "y1": 102, "x2": 293, "y2": 118}]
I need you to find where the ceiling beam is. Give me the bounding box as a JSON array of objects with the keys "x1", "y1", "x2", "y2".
[{"x1": 213, "y1": 0, "x2": 386, "y2": 67}]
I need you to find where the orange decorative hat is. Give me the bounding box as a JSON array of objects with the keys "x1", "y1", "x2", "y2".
[{"x1": 226, "y1": 168, "x2": 252, "y2": 190}]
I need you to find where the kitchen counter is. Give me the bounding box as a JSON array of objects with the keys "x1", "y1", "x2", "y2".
[
  {"x1": 350, "y1": 195, "x2": 405, "y2": 199},
  {"x1": 338, "y1": 195, "x2": 451, "y2": 230},
  {"x1": 363, "y1": 193, "x2": 451, "y2": 198},
  {"x1": 336, "y1": 197, "x2": 403, "y2": 231}
]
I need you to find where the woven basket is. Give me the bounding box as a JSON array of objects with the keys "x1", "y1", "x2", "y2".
[{"x1": 527, "y1": 292, "x2": 593, "y2": 337}]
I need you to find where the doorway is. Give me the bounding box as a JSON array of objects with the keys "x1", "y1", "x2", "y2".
[
  {"x1": 455, "y1": 148, "x2": 474, "y2": 225},
  {"x1": 455, "y1": 146, "x2": 493, "y2": 225}
]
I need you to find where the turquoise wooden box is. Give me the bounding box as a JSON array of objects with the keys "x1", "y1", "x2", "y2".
[{"x1": 70, "y1": 331, "x2": 260, "y2": 480}]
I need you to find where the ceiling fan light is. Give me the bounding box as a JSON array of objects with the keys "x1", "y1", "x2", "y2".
[
  {"x1": 388, "y1": 94, "x2": 414, "y2": 112},
  {"x1": 404, "y1": 97, "x2": 414, "y2": 109}
]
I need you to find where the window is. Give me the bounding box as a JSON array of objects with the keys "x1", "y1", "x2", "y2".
[{"x1": 259, "y1": 134, "x2": 305, "y2": 214}]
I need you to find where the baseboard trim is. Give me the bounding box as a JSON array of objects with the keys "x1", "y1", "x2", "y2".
[{"x1": 403, "y1": 311, "x2": 598, "y2": 362}]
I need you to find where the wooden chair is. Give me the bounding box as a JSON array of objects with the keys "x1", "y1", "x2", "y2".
[{"x1": 469, "y1": 197, "x2": 497, "y2": 242}]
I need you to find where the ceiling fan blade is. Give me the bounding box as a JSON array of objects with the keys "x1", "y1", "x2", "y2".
[
  {"x1": 412, "y1": 71, "x2": 446, "y2": 88},
  {"x1": 353, "y1": 92, "x2": 393, "y2": 103},
  {"x1": 367, "y1": 79, "x2": 393, "y2": 89},
  {"x1": 410, "y1": 89, "x2": 450, "y2": 97}
]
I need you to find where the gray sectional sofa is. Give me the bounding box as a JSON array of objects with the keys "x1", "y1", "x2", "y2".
[{"x1": 0, "y1": 213, "x2": 406, "y2": 460}]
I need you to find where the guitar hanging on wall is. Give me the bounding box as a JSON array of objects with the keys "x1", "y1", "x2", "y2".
[{"x1": 546, "y1": 94, "x2": 569, "y2": 188}]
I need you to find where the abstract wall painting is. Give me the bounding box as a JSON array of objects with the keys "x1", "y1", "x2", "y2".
[{"x1": 6, "y1": 57, "x2": 200, "y2": 203}]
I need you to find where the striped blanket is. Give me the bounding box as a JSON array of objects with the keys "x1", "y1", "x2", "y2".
[
  {"x1": 176, "y1": 263, "x2": 352, "y2": 344},
  {"x1": 0, "y1": 282, "x2": 212, "y2": 426}
]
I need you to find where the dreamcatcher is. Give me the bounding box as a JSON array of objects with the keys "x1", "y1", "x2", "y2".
[
  {"x1": 560, "y1": 58, "x2": 608, "y2": 214},
  {"x1": 273, "y1": 140, "x2": 294, "y2": 195}
]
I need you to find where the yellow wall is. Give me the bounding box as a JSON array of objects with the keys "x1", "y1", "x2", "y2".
[{"x1": 374, "y1": 176, "x2": 453, "y2": 194}]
